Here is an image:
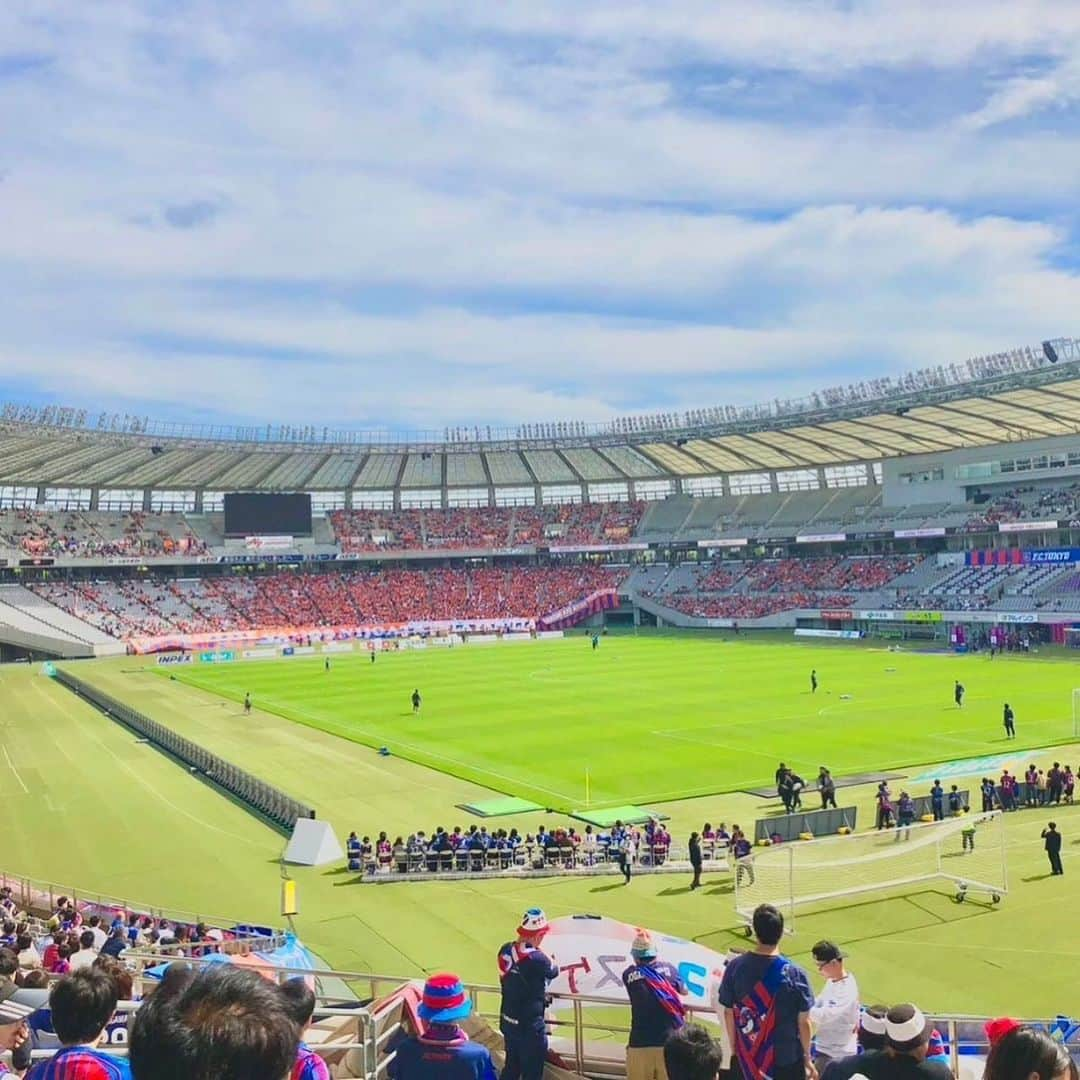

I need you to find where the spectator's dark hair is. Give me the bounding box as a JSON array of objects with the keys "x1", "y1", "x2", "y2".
[
  {"x1": 20, "y1": 969, "x2": 49, "y2": 989},
  {"x1": 16, "y1": 934, "x2": 31, "y2": 952},
  {"x1": 94, "y1": 956, "x2": 133, "y2": 1001},
  {"x1": 664, "y1": 1024, "x2": 721, "y2": 1080},
  {"x1": 984, "y1": 1027, "x2": 1078, "y2": 1080},
  {"x1": 88, "y1": 915, "x2": 101, "y2": 928},
  {"x1": 0, "y1": 948, "x2": 17, "y2": 977},
  {"x1": 79, "y1": 929, "x2": 96, "y2": 950},
  {"x1": 130, "y1": 965, "x2": 300, "y2": 1080},
  {"x1": 752, "y1": 904, "x2": 784, "y2": 946},
  {"x1": 278, "y1": 978, "x2": 317, "y2": 1027},
  {"x1": 50, "y1": 968, "x2": 120, "y2": 1045}
]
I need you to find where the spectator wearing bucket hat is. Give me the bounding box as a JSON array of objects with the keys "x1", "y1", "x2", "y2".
[
  {"x1": 809, "y1": 942, "x2": 859, "y2": 1071},
  {"x1": 622, "y1": 929, "x2": 687, "y2": 1080},
  {"x1": 820, "y1": 1006, "x2": 889, "y2": 1080},
  {"x1": 388, "y1": 973, "x2": 497, "y2": 1080},
  {"x1": 842, "y1": 1005, "x2": 953, "y2": 1080},
  {"x1": 497, "y1": 908, "x2": 559, "y2": 1080}
]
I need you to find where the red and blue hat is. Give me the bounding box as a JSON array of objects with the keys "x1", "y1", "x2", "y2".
[{"x1": 417, "y1": 973, "x2": 472, "y2": 1024}]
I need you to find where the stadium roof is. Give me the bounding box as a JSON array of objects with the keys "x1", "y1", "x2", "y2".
[{"x1": 1, "y1": 347, "x2": 1078, "y2": 491}]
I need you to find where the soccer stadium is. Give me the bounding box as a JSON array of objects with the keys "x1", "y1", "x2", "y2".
[
  {"x1": 2, "y1": 337, "x2": 1080, "y2": 1076},
  {"x1": 6, "y1": 5, "x2": 1080, "y2": 1079}
]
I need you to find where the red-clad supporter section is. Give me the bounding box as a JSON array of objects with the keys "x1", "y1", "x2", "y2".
[
  {"x1": 329, "y1": 502, "x2": 646, "y2": 553},
  {"x1": 28, "y1": 565, "x2": 624, "y2": 642}
]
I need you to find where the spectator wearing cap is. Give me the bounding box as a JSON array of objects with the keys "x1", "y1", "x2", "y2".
[
  {"x1": 664, "y1": 1024, "x2": 722, "y2": 1080},
  {"x1": 0, "y1": 996, "x2": 35, "y2": 1075},
  {"x1": 25, "y1": 968, "x2": 131, "y2": 1080},
  {"x1": 819, "y1": 1005, "x2": 893, "y2": 1080},
  {"x1": 843, "y1": 1004, "x2": 952, "y2": 1080},
  {"x1": 809, "y1": 943, "x2": 859, "y2": 1071},
  {"x1": 388, "y1": 973, "x2": 496, "y2": 1080},
  {"x1": 279, "y1": 979, "x2": 331, "y2": 1080},
  {"x1": 622, "y1": 929, "x2": 686, "y2": 1080},
  {"x1": 496, "y1": 908, "x2": 559, "y2": 1080},
  {"x1": 983, "y1": 1020, "x2": 1077, "y2": 1080}
]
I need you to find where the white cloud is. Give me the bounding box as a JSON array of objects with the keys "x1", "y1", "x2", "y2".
[{"x1": 0, "y1": 1, "x2": 1079, "y2": 429}]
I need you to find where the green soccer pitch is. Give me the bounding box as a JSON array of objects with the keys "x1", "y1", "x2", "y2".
[
  {"x1": 4, "y1": 634, "x2": 1080, "y2": 1018},
  {"x1": 168, "y1": 635, "x2": 1077, "y2": 812}
]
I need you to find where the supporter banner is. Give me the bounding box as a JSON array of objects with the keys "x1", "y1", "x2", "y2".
[
  {"x1": 282, "y1": 645, "x2": 316, "y2": 656},
  {"x1": 966, "y1": 549, "x2": 1025, "y2": 566},
  {"x1": 155, "y1": 653, "x2": 192, "y2": 666},
  {"x1": 820, "y1": 610, "x2": 854, "y2": 621},
  {"x1": 199, "y1": 651, "x2": 235, "y2": 663},
  {"x1": 1024, "y1": 548, "x2": 1080, "y2": 564},
  {"x1": 795, "y1": 532, "x2": 846, "y2": 544},
  {"x1": 697, "y1": 538, "x2": 748, "y2": 549},
  {"x1": 538, "y1": 589, "x2": 620, "y2": 631},
  {"x1": 245, "y1": 535, "x2": 294, "y2": 551},
  {"x1": 467, "y1": 634, "x2": 498, "y2": 644},
  {"x1": 860, "y1": 610, "x2": 901, "y2": 621},
  {"x1": 503, "y1": 632, "x2": 533, "y2": 642},
  {"x1": 547, "y1": 542, "x2": 649, "y2": 554},
  {"x1": 999, "y1": 520, "x2": 1058, "y2": 533},
  {"x1": 536, "y1": 630, "x2": 565, "y2": 639},
  {"x1": 107, "y1": 556, "x2": 144, "y2": 566},
  {"x1": 903, "y1": 611, "x2": 943, "y2": 623},
  {"x1": 428, "y1": 634, "x2": 463, "y2": 647},
  {"x1": 491, "y1": 547, "x2": 535, "y2": 556},
  {"x1": 705, "y1": 618, "x2": 735, "y2": 628},
  {"x1": 894, "y1": 527, "x2": 946, "y2": 539},
  {"x1": 322, "y1": 642, "x2": 354, "y2": 653},
  {"x1": 546, "y1": 915, "x2": 729, "y2": 1010},
  {"x1": 129, "y1": 617, "x2": 535, "y2": 654},
  {"x1": 998, "y1": 613, "x2": 1039, "y2": 624},
  {"x1": 795, "y1": 628, "x2": 862, "y2": 639},
  {"x1": 242, "y1": 648, "x2": 277, "y2": 660}
]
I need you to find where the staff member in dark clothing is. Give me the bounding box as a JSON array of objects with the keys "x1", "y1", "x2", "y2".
[
  {"x1": 412, "y1": 689, "x2": 422, "y2": 714},
  {"x1": 775, "y1": 763, "x2": 791, "y2": 809},
  {"x1": 497, "y1": 908, "x2": 559, "y2": 1080},
  {"x1": 1042, "y1": 822, "x2": 1063, "y2": 876},
  {"x1": 1003, "y1": 704, "x2": 1015, "y2": 739},
  {"x1": 688, "y1": 832, "x2": 703, "y2": 891}
]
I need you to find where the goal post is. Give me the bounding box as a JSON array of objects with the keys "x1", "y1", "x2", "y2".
[{"x1": 733, "y1": 812, "x2": 1007, "y2": 931}]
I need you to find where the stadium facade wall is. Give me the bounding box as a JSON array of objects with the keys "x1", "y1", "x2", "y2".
[{"x1": 881, "y1": 433, "x2": 1080, "y2": 507}]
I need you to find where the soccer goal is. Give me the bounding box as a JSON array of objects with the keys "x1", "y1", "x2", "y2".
[
  {"x1": 1072, "y1": 687, "x2": 1080, "y2": 738},
  {"x1": 733, "y1": 812, "x2": 1007, "y2": 933}
]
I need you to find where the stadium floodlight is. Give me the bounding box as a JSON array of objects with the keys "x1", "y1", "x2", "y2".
[{"x1": 734, "y1": 812, "x2": 1007, "y2": 933}]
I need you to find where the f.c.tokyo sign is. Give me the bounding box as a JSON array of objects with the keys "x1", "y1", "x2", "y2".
[{"x1": 1024, "y1": 549, "x2": 1080, "y2": 564}]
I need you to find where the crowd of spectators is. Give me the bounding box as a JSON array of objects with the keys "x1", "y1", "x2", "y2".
[
  {"x1": 28, "y1": 565, "x2": 623, "y2": 640},
  {"x1": 329, "y1": 502, "x2": 646, "y2": 553},
  {"x1": 647, "y1": 556, "x2": 922, "y2": 620},
  {"x1": 343, "y1": 818, "x2": 681, "y2": 876},
  {"x1": 0, "y1": 511, "x2": 206, "y2": 560},
  {"x1": 963, "y1": 483, "x2": 1080, "y2": 532}
]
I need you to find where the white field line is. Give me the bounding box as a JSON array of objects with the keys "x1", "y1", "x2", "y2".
[{"x1": 3, "y1": 746, "x2": 28, "y2": 794}]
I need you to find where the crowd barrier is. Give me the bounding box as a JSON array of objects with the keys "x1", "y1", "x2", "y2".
[
  {"x1": 755, "y1": 806, "x2": 857, "y2": 842},
  {"x1": 38, "y1": 952, "x2": 1074, "y2": 1080},
  {"x1": 52, "y1": 668, "x2": 315, "y2": 833}
]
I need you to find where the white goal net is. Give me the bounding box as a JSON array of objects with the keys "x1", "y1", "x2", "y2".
[{"x1": 733, "y1": 812, "x2": 1007, "y2": 931}]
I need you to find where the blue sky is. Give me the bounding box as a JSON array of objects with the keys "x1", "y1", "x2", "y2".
[{"x1": 2, "y1": 1, "x2": 1080, "y2": 432}]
